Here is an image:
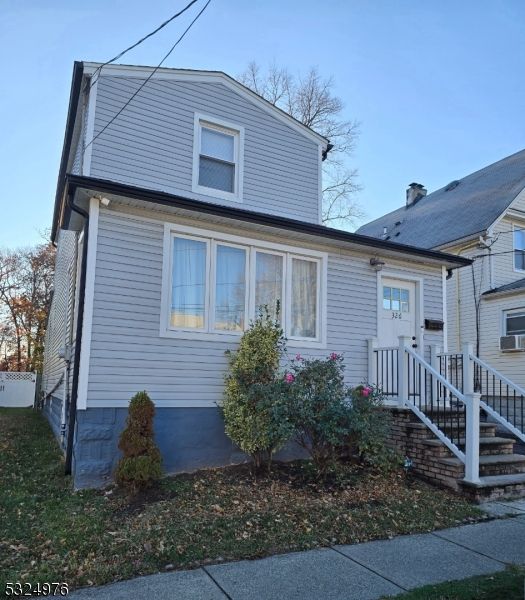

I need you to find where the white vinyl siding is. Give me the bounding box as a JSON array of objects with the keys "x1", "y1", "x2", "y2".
[
  {"x1": 42, "y1": 230, "x2": 78, "y2": 399},
  {"x1": 84, "y1": 204, "x2": 446, "y2": 408},
  {"x1": 90, "y1": 76, "x2": 320, "y2": 223}
]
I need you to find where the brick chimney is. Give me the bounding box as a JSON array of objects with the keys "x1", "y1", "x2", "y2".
[{"x1": 406, "y1": 183, "x2": 427, "y2": 207}]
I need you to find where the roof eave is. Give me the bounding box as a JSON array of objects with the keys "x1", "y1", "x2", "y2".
[
  {"x1": 81, "y1": 62, "x2": 329, "y2": 147},
  {"x1": 51, "y1": 61, "x2": 85, "y2": 244},
  {"x1": 61, "y1": 174, "x2": 472, "y2": 269}
]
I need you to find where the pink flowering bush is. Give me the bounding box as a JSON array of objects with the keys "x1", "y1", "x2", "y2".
[
  {"x1": 348, "y1": 385, "x2": 400, "y2": 470},
  {"x1": 283, "y1": 353, "x2": 350, "y2": 475},
  {"x1": 285, "y1": 374, "x2": 294, "y2": 383}
]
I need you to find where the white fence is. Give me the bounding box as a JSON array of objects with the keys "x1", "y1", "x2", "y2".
[{"x1": 0, "y1": 371, "x2": 37, "y2": 407}]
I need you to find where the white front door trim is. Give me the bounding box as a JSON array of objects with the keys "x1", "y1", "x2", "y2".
[{"x1": 376, "y1": 271, "x2": 424, "y2": 354}]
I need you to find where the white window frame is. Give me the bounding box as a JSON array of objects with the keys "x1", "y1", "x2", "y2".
[
  {"x1": 192, "y1": 113, "x2": 245, "y2": 203},
  {"x1": 503, "y1": 308, "x2": 525, "y2": 336},
  {"x1": 160, "y1": 223, "x2": 327, "y2": 348},
  {"x1": 513, "y1": 223, "x2": 525, "y2": 274},
  {"x1": 212, "y1": 240, "x2": 249, "y2": 334}
]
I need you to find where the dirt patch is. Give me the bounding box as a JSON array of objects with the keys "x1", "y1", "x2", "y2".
[{"x1": 107, "y1": 481, "x2": 177, "y2": 517}]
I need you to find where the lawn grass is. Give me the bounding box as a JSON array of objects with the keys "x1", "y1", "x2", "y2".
[
  {"x1": 384, "y1": 564, "x2": 525, "y2": 600},
  {"x1": 0, "y1": 408, "x2": 486, "y2": 592}
]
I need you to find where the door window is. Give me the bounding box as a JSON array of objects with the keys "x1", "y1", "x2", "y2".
[{"x1": 383, "y1": 286, "x2": 409, "y2": 312}]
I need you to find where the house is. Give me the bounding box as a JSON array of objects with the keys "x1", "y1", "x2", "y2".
[
  {"x1": 41, "y1": 61, "x2": 470, "y2": 489},
  {"x1": 357, "y1": 151, "x2": 525, "y2": 391}
]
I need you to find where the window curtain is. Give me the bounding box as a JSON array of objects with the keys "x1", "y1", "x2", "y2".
[
  {"x1": 215, "y1": 245, "x2": 246, "y2": 331},
  {"x1": 291, "y1": 258, "x2": 317, "y2": 338},
  {"x1": 171, "y1": 237, "x2": 206, "y2": 328},
  {"x1": 255, "y1": 252, "x2": 283, "y2": 321}
]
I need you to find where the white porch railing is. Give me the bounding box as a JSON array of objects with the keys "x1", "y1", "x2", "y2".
[{"x1": 369, "y1": 336, "x2": 525, "y2": 484}]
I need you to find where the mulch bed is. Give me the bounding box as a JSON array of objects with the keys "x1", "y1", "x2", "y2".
[{"x1": 1, "y1": 408, "x2": 485, "y2": 591}]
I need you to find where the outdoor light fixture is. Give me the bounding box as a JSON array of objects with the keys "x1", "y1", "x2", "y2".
[
  {"x1": 100, "y1": 197, "x2": 111, "y2": 206},
  {"x1": 370, "y1": 257, "x2": 385, "y2": 271}
]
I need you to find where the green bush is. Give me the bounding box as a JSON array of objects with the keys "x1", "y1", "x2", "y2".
[
  {"x1": 115, "y1": 391, "x2": 163, "y2": 487},
  {"x1": 285, "y1": 354, "x2": 350, "y2": 475},
  {"x1": 347, "y1": 385, "x2": 401, "y2": 470},
  {"x1": 222, "y1": 306, "x2": 293, "y2": 469}
]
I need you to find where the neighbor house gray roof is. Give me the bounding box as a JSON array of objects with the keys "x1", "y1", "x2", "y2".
[
  {"x1": 356, "y1": 149, "x2": 525, "y2": 249},
  {"x1": 482, "y1": 278, "x2": 525, "y2": 297}
]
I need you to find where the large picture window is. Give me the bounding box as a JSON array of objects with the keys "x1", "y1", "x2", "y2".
[{"x1": 162, "y1": 227, "x2": 325, "y2": 345}]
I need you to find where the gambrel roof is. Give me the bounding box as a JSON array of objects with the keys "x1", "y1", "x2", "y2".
[{"x1": 357, "y1": 149, "x2": 525, "y2": 249}]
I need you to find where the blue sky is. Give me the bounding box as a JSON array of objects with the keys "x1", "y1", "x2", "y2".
[{"x1": 1, "y1": 0, "x2": 524, "y2": 247}]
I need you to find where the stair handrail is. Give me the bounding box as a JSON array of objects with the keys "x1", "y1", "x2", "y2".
[
  {"x1": 469, "y1": 353, "x2": 525, "y2": 443},
  {"x1": 399, "y1": 338, "x2": 481, "y2": 483},
  {"x1": 404, "y1": 345, "x2": 466, "y2": 404},
  {"x1": 469, "y1": 353, "x2": 525, "y2": 397}
]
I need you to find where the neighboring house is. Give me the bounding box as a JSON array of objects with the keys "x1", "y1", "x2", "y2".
[
  {"x1": 357, "y1": 150, "x2": 525, "y2": 391},
  {"x1": 42, "y1": 61, "x2": 469, "y2": 489}
]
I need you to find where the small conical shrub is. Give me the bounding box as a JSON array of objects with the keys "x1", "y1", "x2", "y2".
[{"x1": 115, "y1": 391, "x2": 163, "y2": 486}]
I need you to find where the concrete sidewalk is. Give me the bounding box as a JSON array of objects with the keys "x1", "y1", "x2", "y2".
[{"x1": 69, "y1": 501, "x2": 525, "y2": 600}]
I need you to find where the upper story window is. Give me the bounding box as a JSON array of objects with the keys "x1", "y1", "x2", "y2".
[
  {"x1": 160, "y1": 224, "x2": 326, "y2": 347},
  {"x1": 193, "y1": 114, "x2": 244, "y2": 203},
  {"x1": 514, "y1": 226, "x2": 525, "y2": 271}
]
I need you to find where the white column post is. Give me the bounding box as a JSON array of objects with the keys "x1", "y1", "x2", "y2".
[
  {"x1": 464, "y1": 392, "x2": 481, "y2": 483},
  {"x1": 462, "y1": 342, "x2": 475, "y2": 396},
  {"x1": 367, "y1": 338, "x2": 378, "y2": 386},
  {"x1": 430, "y1": 345, "x2": 441, "y2": 406},
  {"x1": 462, "y1": 342, "x2": 479, "y2": 483},
  {"x1": 397, "y1": 336, "x2": 410, "y2": 408}
]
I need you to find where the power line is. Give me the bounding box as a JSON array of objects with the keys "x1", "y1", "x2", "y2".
[
  {"x1": 85, "y1": 0, "x2": 212, "y2": 151},
  {"x1": 88, "y1": 0, "x2": 200, "y2": 91},
  {"x1": 471, "y1": 249, "x2": 525, "y2": 260}
]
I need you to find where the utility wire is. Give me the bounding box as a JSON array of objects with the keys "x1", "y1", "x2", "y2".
[
  {"x1": 85, "y1": 0, "x2": 212, "y2": 151},
  {"x1": 88, "y1": 0, "x2": 200, "y2": 90},
  {"x1": 471, "y1": 249, "x2": 525, "y2": 260}
]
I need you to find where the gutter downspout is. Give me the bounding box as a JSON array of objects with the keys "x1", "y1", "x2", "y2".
[
  {"x1": 64, "y1": 193, "x2": 89, "y2": 476},
  {"x1": 454, "y1": 242, "x2": 478, "y2": 351}
]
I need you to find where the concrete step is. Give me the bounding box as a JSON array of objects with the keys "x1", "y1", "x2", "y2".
[
  {"x1": 460, "y1": 473, "x2": 525, "y2": 503},
  {"x1": 407, "y1": 422, "x2": 496, "y2": 438},
  {"x1": 422, "y1": 436, "x2": 515, "y2": 457},
  {"x1": 439, "y1": 454, "x2": 525, "y2": 477}
]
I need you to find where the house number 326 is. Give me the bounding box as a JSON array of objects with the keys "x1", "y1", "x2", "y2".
[{"x1": 392, "y1": 312, "x2": 402, "y2": 319}]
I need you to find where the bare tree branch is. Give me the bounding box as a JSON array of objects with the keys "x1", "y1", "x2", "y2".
[{"x1": 238, "y1": 62, "x2": 363, "y2": 229}]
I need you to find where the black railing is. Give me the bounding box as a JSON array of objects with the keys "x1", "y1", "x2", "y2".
[
  {"x1": 407, "y1": 351, "x2": 465, "y2": 453},
  {"x1": 374, "y1": 348, "x2": 398, "y2": 397},
  {"x1": 472, "y1": 358, "x2": 525, "y2": 437}
]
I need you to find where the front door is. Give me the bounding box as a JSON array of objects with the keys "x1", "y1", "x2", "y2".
[
  {"x1": 376, "y1": 279, "x2": 418, "y2": 399},
  {"x1": 378, "y1": 278, "x2": 417, "y2": 347}
]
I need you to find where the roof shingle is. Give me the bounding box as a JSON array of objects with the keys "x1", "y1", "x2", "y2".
[{"x1": 357, "y1": 149, "x2": 525, "y2": 249}]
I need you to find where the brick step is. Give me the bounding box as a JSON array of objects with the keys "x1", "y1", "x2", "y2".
[
  {"x1": 460, "y1": 473, "x2": 525, "y2": 503},
  {"x1": 407, "y1": 422, "x2": 496, "y2": 438},
  {"x1": 422, "y1": 436, "x2": 515, "y2": 457},
  {"x1": 439, "y1": 454, "x2": 525, "y2": 477}
]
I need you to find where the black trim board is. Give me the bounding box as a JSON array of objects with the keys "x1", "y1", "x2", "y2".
[
  {"x1": 51, "y1": 61, "x2": 85, "y2": 243},
  {"x1": 61, "y1": 174, "x2": 472, "y2": 268}
]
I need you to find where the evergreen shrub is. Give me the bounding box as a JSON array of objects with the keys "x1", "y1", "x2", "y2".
[
  {"x1": 222, "y1": 305, "x2": 293, "y2": 469},
  {"x1": 115, "y1": 391, "x2": 163, "y2": 486}
]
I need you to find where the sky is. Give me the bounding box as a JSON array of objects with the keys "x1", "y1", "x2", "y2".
[{"x1": 1, "y1": 0, "x2": 524, "y2": 247}]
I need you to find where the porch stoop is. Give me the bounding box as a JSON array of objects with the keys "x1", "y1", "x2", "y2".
[{"x1": 387, "y1": 407, "x2": 525, "y2": 503}]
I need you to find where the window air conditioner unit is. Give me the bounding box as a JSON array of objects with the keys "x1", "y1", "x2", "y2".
[{"x1": 500, "y1": 335, "x2": 525, "y2": 351}]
